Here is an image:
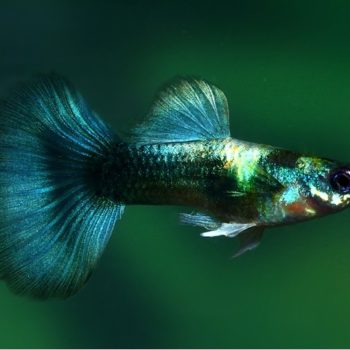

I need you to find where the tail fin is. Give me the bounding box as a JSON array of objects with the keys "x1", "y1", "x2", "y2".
[{"x1": 0, "y1": 74, "x2": 124, "y2": 298}]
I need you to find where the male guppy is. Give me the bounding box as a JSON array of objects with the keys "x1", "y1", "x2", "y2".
[{"x1": 0, "y1": 74, "x2": 349, "y2": 298}]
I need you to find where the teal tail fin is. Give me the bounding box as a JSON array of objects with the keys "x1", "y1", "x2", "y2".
[{"x1": 0, "y1": 74, "x2": 124, "y2": 298}]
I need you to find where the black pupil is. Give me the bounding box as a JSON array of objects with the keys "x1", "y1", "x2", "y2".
[{"x1": 331, "y1": 168, "x2": 350, "y2": 193}]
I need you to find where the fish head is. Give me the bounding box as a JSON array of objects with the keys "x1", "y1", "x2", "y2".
[
  {"x1": 296, "y1": 156, "x2": 350, "y2": 210},
  {"x1": 276, "y1": 155, "x2": 350, "y2": 221}
]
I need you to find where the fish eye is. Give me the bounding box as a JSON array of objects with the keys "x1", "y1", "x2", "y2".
[{"x1": 330, "y1": 167, "x2": 350, "y2": 194}]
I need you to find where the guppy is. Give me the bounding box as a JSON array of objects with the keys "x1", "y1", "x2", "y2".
[{"x1": 0, "y1": 75, "x2": 349, "y2": 299}]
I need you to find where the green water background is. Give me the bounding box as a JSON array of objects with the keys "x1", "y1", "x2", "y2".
[{"x1": 0, "y1": 0, "x2": 350, "y2": 348}]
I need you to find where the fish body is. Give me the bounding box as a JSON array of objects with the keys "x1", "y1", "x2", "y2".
[
  {"x1": 100, "y1": 139, "x2": 349, "y2": 226},
  {"x1": 0, "y1": 75, "x2": 349, "y2": 298}
]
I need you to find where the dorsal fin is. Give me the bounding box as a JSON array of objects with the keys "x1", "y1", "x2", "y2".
[{"x1": 132, "y1": 79, "x2": 231, "y2": 144}]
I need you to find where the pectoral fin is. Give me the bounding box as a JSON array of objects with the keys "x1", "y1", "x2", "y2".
[{"x1": 251, "y1": 167, "x2": 284, "y2": 194}]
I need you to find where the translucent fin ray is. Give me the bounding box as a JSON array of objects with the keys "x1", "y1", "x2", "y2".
[
  {"x1": 201, "y1": 222, "x2": 256, "y2": 238},
  {"x1": 233, "y1": 227, "x2": 264, "y2": 258},
  {"x1": 180, "y1": 212, "x2": 220, "y2": 230},
  {"x1": 132, "y1": 79, "x2": 231, "y2": 144},
  {"x1": 0, "y1": 74, "x2": 124, "y2": 298},
  {"x1": 180, "y1": 212, "x2": 257, "y2": 238}
]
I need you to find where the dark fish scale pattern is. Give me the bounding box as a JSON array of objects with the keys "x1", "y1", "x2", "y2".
[{"x1": 101, "y1": 140, "x2": 229, "y2": 207}]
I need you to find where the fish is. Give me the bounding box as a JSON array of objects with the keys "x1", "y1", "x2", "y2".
[{"x1": 0, "y1": 74, "x2": 349, "y2": 299}]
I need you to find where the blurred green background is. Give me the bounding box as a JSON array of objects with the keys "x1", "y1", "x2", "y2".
[{"x1": 1, "y1": 0, "x2": 350, "y2": 348}]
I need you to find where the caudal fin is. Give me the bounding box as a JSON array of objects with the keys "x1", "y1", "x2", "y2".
[{"x1": 0, "y1": 74, "x2": 124, "y2": 298}]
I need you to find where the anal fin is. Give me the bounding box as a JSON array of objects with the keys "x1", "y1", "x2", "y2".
[
  {"x1": 180, "y1": 212, "x2": 257, "y2": 238},
  {"x1": 201, "y1": 222, "x2": 256, "y2": 238}
]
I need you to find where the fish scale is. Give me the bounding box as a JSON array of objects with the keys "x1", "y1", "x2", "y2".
[{"x1": 100, "y1": 141, "x2": 228, "y2": 206}]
